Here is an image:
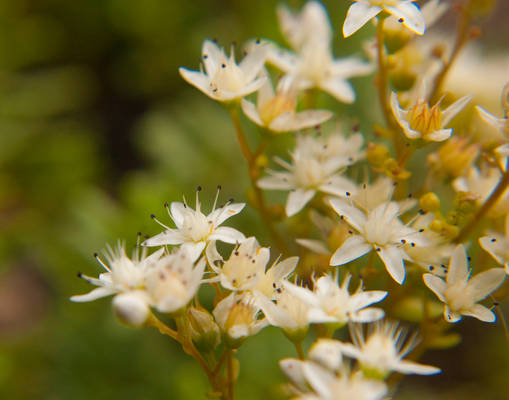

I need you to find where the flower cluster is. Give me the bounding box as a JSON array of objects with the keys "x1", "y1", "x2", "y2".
[{"x1": 72, "y1": 1, "x2": 509, "y2": 399}]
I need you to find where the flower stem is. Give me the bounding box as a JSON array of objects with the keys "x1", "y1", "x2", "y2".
[
  {"x1": 228, "y1": 106, "x2": 288, "y2": 253},
  {"x1": 294, "y1": 340, "x2": 305, "y2": 360},
  {"x1": 455, "y1": 169, "x2": 509, "y2": 243},
  {"x1": 226, "y1": 348, "x2": 235, "y2": 400}
]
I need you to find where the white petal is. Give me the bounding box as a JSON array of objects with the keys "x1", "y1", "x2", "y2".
[
  {"x1": 447, "y1": 245, "x2": 469, "y2": 285},
  {"x1": 423, "y1": 274, "x2": 447, "y2": 302},
  {"x1": 468, "y1": 268, "x2": 506, "y2": 302},
  {"x1": 170, "y1": 202, "x2": 188, "y2": 228},
  {"x1": 309, "y1": 339, "x2": 343, "y2": 371},
  {"x1": 70, "y1": 287, "x2": 116, "y2": 302},
  {"x1": 394, "y1": 360, "x2": 441, "y2": 375},
  {"x1": 283, "y1": 281, "x2": 319, "y2": 308},
  {"x1": 351, "y1": 307, "x2": 385, "y2": 323},
  {"x1": 209, "y1": 226, "x2": 245, "y2": 244},
  {"x1": 239, "y1": 43, "x2": 269, "y2": 82},
  {"x1": 271, "y1": 110, "x2": 333, "y2": 132},
  {"x1": 209, "y1": 202, "x2": 245, "y2": 226},
  {"x1": 257, "y1": 172, "x2": 294, "y2": 190},
  {"x1": 343, "y1": 2, "x2": 382, "y2": 37},
  {"x1": 202, "y1": 40, "x2": 224, "y2": 76},
  {"x1": 378, "y1": 246, "x2": 406, "y2": 284},
  {"x1": 476, "y1": 105, "x2": 507, "y2": 132},
  {"x1": 350, "y1": 290, "x2": 388, "y2": 310},
  {"x1": 331, "y1": 57, "x2": 373, "y2": 78},
  {"x1": 241, "y1": 99, "x2": 264, "y2": 126},
  {"x1": 329, "y1": 198, "x2": 367, "y2": 232},
  {"x1": 426, "y1": 128, "x2": 452, "y2": 142},
  {"x1": 266, "y1": 46, "x2": 296, "y2": 72},
  {"x1": 181, "y1": 241, "x2": 207, "y2": 261},
  {"x1": 271, "y1": 256, "x2": 299, "y2": 282},
  {"x1": 296, "y1": 238, "x2": 329, "y2": 255},
  {"x1": 441, "y1": 94, "x2": 472, "y2": 126},
  {"x1": 179, "y1": 68, "x2": 214, "y2": 99},
  {"x1": 320, "y1": 176, "x2": 358, "y2": 198},
  {"x1": 336, "y1": 342, "x2": 363, "y2": 360},
  {"x1": 444, "y1": 306, "x2": 462, "y2": 323},
  {"x1": 254, "y1": 292, "x2": 297, "y2": 329},
  {"x1": 462, "y1": 303, "x2": 496, "y2": 322},
  {"x1": 142, "y1": 229, "x2": 185, "y2": 246},
  {"x1": 286, "y1": 189, "x2": 316, "y2": 216},
  {"x1": 303, "y1": 363, "x2": 335, "y2": 399},
  {"x1": 385, "y1": 2, "x2": 426, "y2": 35},
  {"x1": 479, "y1": 235, "x2": 506, "y2": 265},
  {"x1": 319, "y1": 78, "x2": 355, "y2": 103},
  {"x1": 330, "y1": 235, "x2": 371, "y2": 266},
  {"x1": 279, "y1": 359, "x2": 308, "y2": 392}
]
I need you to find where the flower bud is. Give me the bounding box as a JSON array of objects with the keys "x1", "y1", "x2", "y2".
[
  {"x1": 112, "y1": 291, "x2": 150, "y2": 328},
  {"x1": 367, "y1": 143, "x2": 390, "y2": 167},
  {"x1": 188, "y1": 307, "x2": 221, "y2": 353},
  {"x1": 419, "y1": 192, "x2": 440, "y2": 213}
]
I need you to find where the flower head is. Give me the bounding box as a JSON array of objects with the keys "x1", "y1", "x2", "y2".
[
  {"x1": 338, "y1": 321, "x2": 441, "y2": 379},
  {"x1": 330, "y1": 199, "x2": 427, "y2": 284},
  {"x1": 179, "y1": 39, "x2": 268, "y2": 103},
  {"x1": 391, "y1": 89, "x2": 472, "y2": 142},
  {"x1": 284, "y1": 273, "x2": 387, "y2": 326},
  {"x1": 423, "y1": 245, "x2": 506, "y2": 322},
  {"x1": 343, "y1": 0, "x2": 426, "y2": 38},
  {"x1": 142, "y1": 189, "x2": 245, "y2": 260}
]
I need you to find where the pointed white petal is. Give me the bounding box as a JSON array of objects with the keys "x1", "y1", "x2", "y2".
[
  {"x1": 468, "y1": 268, "x2": 506, "y2": 302},
  {"x1": 271, "y1": 110, "x2": 333, "y2": 132},
  {"x1": 352, "y1": 307, "x2": 385, "y2": 323},
  {"x1": 479, "y1": 235, "x2": 506, "y2": 265},
  {"x1": 385, "y1": 3, "x2": 426, "y2": 35},
  {"x1": 444, "y1": 306, "x2": 462, "y2": 323},
  {"x1": 283, "y1": 281, "x2": 319, "y2": 308},
  {"x1": 179, "y1": 68, "x2": 214, "y2": 99},
  {"x1": 254, "y1": 292, "x2": 297, "y2": 329},
  {"x1": 330, "y1": 235, "x2": 371, "y2": 266},
  {"x1": 266, "y1": 46, "x2": 296, "y2": 72},
  {"x1": 241, "y1": 99, "x2": 264, "y2": 126},
  {"x1": 70, "y1": 287, "x2": 116, "y2": 302},
  {"x1": 394, "y1": 360, "x2": 441, "y2": 375},
  {"x1": 286, "y1": 189, "x2": 316, "y2": 216},
  {"x1": 350, "y1": 290, "x2": 388, "y2": 309},
  {"x1": 320, "y1": 176, "x2": 358, "y2": 198},
  {"x1": 303, "y1": 363, "x2": 335, "y2": 399},
  {"x1": 447, "y1": 245, "x2": 469, "y2": 285},
  {"x1": 296, "y1": 238, "x2": 329, "y2": 254},
  {"x1": 319, "y1": 78, "x2": 355, "y2": 103},
  {"x1": 202, "y1": 40, "x2": 225, "y2": 76},
  {"x1": 170, "y1": 202, "x2": 188, "y2": 228},
  {"x1": 271, "y1": 256, "x2": 299, "y2": 282},
  {"x1": 423, "y1": 274, "x2": 447, "y2": 302},
  {"x1": 476, "y1": 105, "x2": 507, "y2": 132},
  {"x1": 378, "y1": 246, "x2": 406, "y2": 284},
  {"x1": 331, "y1": 57, "x2": 373, "y2": 78},
  {"x1": 463, "y1": 303, "x2": 497, "y2": 322},
  {"x1": 142, "y1": 229, "x2": 185, "y2": 246},
  {"x1": 343, "y1": 2, "x2": 382, "y2": 37},
  {"x1": 239, "y1": 43, "x2": 269, "y2": 82},
  {"x1": 441, "y1": 94, "x2": 472, "y2": 126},
  {"x1": 426, "y1": 128, "x2": 452, "y2": 142},
  {"x1": 209, "y1": 226, "x2": 245, "y2": 244},
  {"x1": 209, "y1": 202, "x2": 245, "y2": 226},
  {"x1": 279, "y1": 359, "x2": 308, "y2": 392},
  {"x1": 181, "y1": 241, "x2": 207, "y2": 261},
  {"x1": 329, "y1": 198, "x2": 367, "y2": 232}
]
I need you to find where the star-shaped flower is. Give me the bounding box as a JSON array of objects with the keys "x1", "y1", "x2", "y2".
[
  {"x1": 423, "y1": 244, "x2": 506, "y2": 323},
  {"x1": 179, "y1": 39, "x2": 268, "y2": 103},
  {"x1": 241, "y1": 74, "x2": 333, "y2": 133},
  {"x1": 343, "y1": 0, "x2": 426, "y2": 38},
  {"x1": 391, "y1": 90, "x2": 472, "y2": 142},
  {"x1": 330, "y1": 199, "x2": 426, "y2": 284},
  {"x1": 142, "y1": 190, "x2": 245, "y2": 260},
  {"x1": 479, "y1": 214, "x2": 509, "y2": 275},
  {"x1": 258, "y1": 134, "x2": 358, "y2": 217},
  {"x1": 338, "y1": 321, "x2": 441, "y2": 379}
]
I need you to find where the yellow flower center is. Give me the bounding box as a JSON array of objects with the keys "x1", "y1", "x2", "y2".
[
  {"x1": 259, "y1": 95, "x2": 295, "y2": 125},
  {"x1": 408, "y1": 101, "x2": 442, "y2": 136}
]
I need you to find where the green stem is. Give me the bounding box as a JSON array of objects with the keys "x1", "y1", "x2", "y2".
[{"x1": 294, "y1": 340, "x2": 305, "y2": 360}]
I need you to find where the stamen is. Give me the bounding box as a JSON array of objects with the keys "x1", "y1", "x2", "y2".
[
  {"x1": 94, "y1": 253, "x2": 111, "y2": 272},
  {"x1": 151, "y1": 214, "x2": 171, "y2": 230}
]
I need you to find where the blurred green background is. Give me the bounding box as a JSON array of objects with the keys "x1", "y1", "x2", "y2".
[{"x1": 0, "y1": 0, "x2": 508, "y2": 399}]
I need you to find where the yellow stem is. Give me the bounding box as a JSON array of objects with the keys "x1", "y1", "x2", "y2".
[
  {"x1": 294, "y1": 341, "x2": 305, "y2": 360},
  {"x1": 455, "y1": 169, "x2": 509, "y2": 243}
]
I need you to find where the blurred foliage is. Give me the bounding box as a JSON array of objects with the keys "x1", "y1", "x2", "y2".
[{"x1": 0, "y1": 0, "x2": 508, "y2": 399}]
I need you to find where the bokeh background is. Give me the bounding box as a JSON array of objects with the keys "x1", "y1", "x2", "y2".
[{"x1": 1, "y1": 0, "x2": 508, "y2": 399}]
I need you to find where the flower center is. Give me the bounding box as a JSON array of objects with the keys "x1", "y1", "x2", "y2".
[
  {"x1": 259, "y1": 95, "x2": 295, "y2": 125},
  {"x1": 294, "y1": 157, "x2": 326, "y2": 188},
  {"x1": 408, "y1": 101, "x2": 442, "y2": 135},
  {"x1": 182, "y1": 212, "x2": 213, "y2": 242},
  {"x1": 211, "y1": 61, "x2": 245, "y2": 92},
  {"x1": 444, "y1": 280, "x2": 473, "y2": 313}
]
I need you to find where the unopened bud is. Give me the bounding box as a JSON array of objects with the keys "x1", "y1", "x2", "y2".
[
  {"x1": 367, "y1": 143, "x2": 390, "y2": 167},
  {"x1": 112, "y1": 291, "x2": 150, "y2": 328},
  {"x1": 188, "y1": 307, "x2": 221, "y2": 353},
  {"x1": 419, "y1": 192, "x2": 440, "y2": 213},
  {"x1": 383, "y1": 158, "x2": 411, "y2": 181}
]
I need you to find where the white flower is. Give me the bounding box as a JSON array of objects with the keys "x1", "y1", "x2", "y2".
[
  {"x1": 391, "y1": 89, "x2": 472, "y2": 142},
  {"x1": 339, "y1": 321, "x2": 441, "y2": 379},
  {"x1": 284, "y1": 274, "x2": 387, "y2": 325},
  {"x1": 205, "y1": 237, "x2": 298, "y2": 296},
  {"x1": 280, "y1": 359, "x2": 387, "y2": 400},
  {"x1": 213, "y1": 292, "x2": 268, "y2": 347},
  {"x1": 343, "y1": 0, "x2": 426, "y2": 38},
  {"x1": 142, "y1": 190, "x2": 246, "y2": 260},
  {"x1": 241, "y1": 74, "x2": 333, "y2": 133},
  {"x1": 453, "y1": 166, "x2": 509, "y2": 218},
  {"x1": 330, "y1": 199, "x2": 426, "y2": 284},
  {"x1": 479, "y1": 214, "x2": 509, "y2": 274},
  {"x1": 71, "y1": 243, "x2": 164, "y2": 303},
  {"x1": 145, "y1": 248, "x2": 206, "y2": 314},
  {"x1": 298, "y1": 129, "x2": 365, "y2": 163},
  {"x1": 258, "y1": 135, "x2": 358, "y2": 217},
  {"x1": 179, "y1": 39, "x2": 268, "y2": 103},
  {"x1": 476, "y1": 105, "x2": 509, "y2": 170},
  {"x1": 352, "y1": 176, "x2": 415, "y2": 213},
  {"x1": 423, "y1": 245, "x2": 506, "y2": 323}
]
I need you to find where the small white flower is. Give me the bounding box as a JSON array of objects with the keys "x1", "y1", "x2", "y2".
[
  {"x1": 71, "y1": 243, "x2": 164, "y2": 303},
  {"x1": 142, "y1": 189, "x2": 246, "y2": 260},
  {"x1": 145, "y1": 248, "x2": 206, "y2": 314},
  {"x1": 453, "y1": 166, "x2": 509, "y2": 218},
  {"x1": 205, "y1": 236, "x2": 298, "y2": 296},
  {"x1": 343, "y1": 0, "x2": 426, "y2": 38},
  {"x1": 241, "y1": 74, "x2": 333, "y2": 133},
  {"x1": 476, "y1": 105, "x2": 509, "y2": 170},
  {"x1": 391, "y1": 89, "x2": 472, "y2": 142},
  {"x1": 258, "y1": 134, "x2": 358, "y2": 217},
  {"x1": 330, "y1": 199, "x2": 426, "y2": 284},
  {"x1": 423, "y1": 245, "x2": 506, "y2": 323},
  {"x1": 352, "y1": 176, "x2": 415, "y2": 213},
  {"x1": 213, "y1": 292, "x2": 268, "y2": 347},
  {"x1": 280, "y1": 359, "x2": 388, "y2": 400},
  {"x1": 479, "y1": 214, "x2": 509, "y2": 275},
  {"x1": 284, "y1": 274, "x2": 387, "y2": 325},
  {"x1": 338, "y1": 321, "x2": 441, "y2": 379},
  {"x1": 179, "y1": 39, "x2": 268, "y2": 103}
]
